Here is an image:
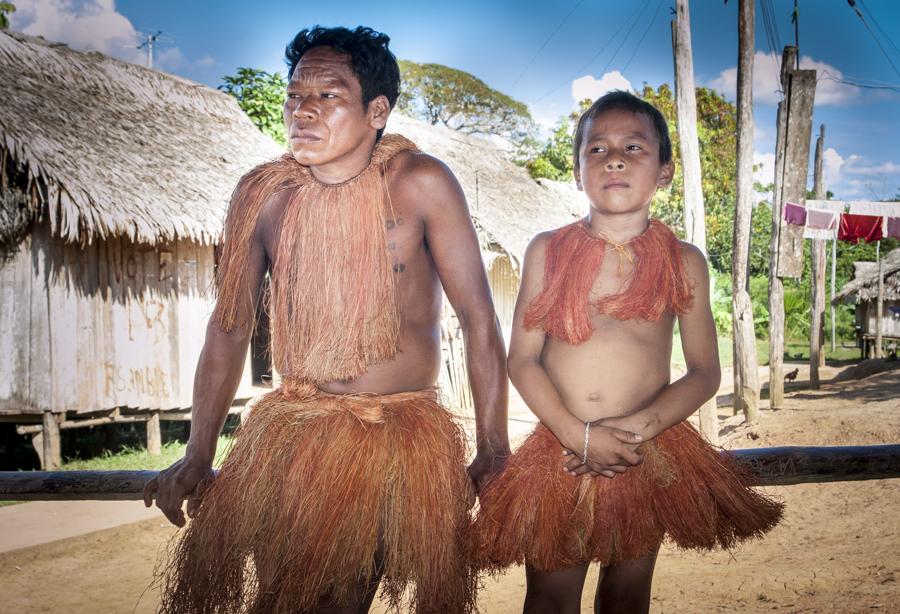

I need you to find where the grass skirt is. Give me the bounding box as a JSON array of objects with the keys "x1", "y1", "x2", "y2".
[
  {"x1": 157, "y1": 384, "x2": 475, "y2": 613},
  {"x1": 471, "y1": 422, "x2": 783, "y2": 572}
]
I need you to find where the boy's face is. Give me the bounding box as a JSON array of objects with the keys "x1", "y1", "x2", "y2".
[
  {"x1": 574, "y1": 108, "x2": 674, "y2": 217},
  {"x1": 283, "y1": 46, "x2": 388, "y2": 169}
]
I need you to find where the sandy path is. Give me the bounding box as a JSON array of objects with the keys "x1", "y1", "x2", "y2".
[{"x1": 1, "y1": 368, "x2": 898, "y2": 613}]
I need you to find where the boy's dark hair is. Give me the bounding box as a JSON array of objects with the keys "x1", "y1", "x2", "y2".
[
  {"x1": 572, "y1": 90, "x2": 673, "y2": 171},
  {"x1": 285, "y1": 26, "x2": 400, "y2": 139}
]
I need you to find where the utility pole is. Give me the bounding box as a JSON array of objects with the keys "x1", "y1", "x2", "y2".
[
  {"x1": 137, "y1": 31, "x2": 162, "y2": 69},
  {"x1": 768, "y1": 45, "x2": 816, "y2": 408},
  {"x1": 733, "y1": 0, "x2": 760, "y2": 424},
  {"x1": 672, "y1": 0, "x2": 717, "y2": 443},
  {"x1": 810, "y1": 125, "x2": 827, "y2": 388},
  {"x1": 671, "y1": 0, "x2": 707, "y2": 252}
]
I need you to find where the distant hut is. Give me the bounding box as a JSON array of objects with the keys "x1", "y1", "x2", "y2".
[
  {"x1": 833, "y1": 248, "x2": 900, "y2": 358},
  {"x1": 386, "y1": 114, "x2": 586, "y2": 409},
  {"x1": 0, "y1": 31, "x2": 281, "y2": 467}
]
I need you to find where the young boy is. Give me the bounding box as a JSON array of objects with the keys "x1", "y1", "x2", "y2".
[{"x1": 472, "y1": 91, "x2": 782, "y2": 614}]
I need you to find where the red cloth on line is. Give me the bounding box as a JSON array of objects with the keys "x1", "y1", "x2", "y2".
[
  {"x1": 782, "y1": 201, "x2": 807, "y2": 225},
  {"x1": 886, "y1": 217, "x2": 900, "y2": 239},
  {"x1": 838, "y1": 213, "x2": 883, "y2": 244}
]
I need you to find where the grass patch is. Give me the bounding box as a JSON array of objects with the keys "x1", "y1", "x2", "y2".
[
  {"x1": 672, "y1": 333, "x2": 860, "y2": 370},
  {"x1": 59, "y1": 437, "x2": 234, "y2": 472}
]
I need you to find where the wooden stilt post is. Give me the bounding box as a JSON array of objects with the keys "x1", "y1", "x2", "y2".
[
  {"x1": 810, "y1": 125, "x2": 827, "y2": 388},
  {"x1": 732, "y1": 0, "x2": 761, "y2": 424},
  {"x1": 147, "y1": 410, "x2": 162, "y2": 455},
  {"x1": 42, "y1": 411, "x2": 61, "y2": 470}
]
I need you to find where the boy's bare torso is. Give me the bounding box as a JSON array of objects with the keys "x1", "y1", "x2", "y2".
[
  {"x1": 256, "y1": 150, "x2": 448, "y2": 395},
  {"x1": 538, "y1": 238, "x2": 690, "y2": 424}
]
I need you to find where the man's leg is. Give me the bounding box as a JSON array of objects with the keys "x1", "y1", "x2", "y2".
[
  {"x1": 524, "y1": 563, "x2": 589, "y2": 614},
  {"x1": 593, "y1": 548, "x2": 659, "y2": 614},
  {"x1": 313, "y1": 533, "x2": 386, "y2": 614}
]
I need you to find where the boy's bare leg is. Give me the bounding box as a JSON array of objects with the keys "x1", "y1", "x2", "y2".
[
  {"x1": 524, "y1": 563, "x2": 589, "y2": 614},
  {"x1": 594, "y1": 547, "x2": 659, "y2": 614}
]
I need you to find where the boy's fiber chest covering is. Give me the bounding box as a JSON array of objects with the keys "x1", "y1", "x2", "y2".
[
  {"x1": 524, "y1": 218, "x2": 694, "y2": 345},
  {"x1": 212, "y1": 134, "x2": 419, "y2": 383}
]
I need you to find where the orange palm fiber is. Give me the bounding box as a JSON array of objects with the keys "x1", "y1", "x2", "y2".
[
  {"x1": 471, "y1": 422, "x2": 783, "y2": 573},
  {"x1": 213, "y1": 134, "x2": 418, "y2": 383},
  {"x1": 157, "y1": 385, "x2": 476, "y2": 614},
  {"x1": 524, "y1": 218, "x2": 694, "y2": 345}
]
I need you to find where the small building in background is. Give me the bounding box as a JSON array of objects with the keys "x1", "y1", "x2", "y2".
[
  {"x1": 0, "y1": 31, "x2": 281, "y2": 467},
  {"x1": 833, "y1": 249, "x2": 900, "y2": 358}
]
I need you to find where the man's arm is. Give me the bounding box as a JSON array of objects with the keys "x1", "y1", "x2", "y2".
[
  {"x1": 601, "y1": 244, "x2": 721, "y2": 441},
  {"x1": 508, "y1": 234, "x2": 644, "y2": 478},
  {"x1": 409, "y1": 155, "x2": 509, "y2": 491},
  {"x1": 143, "y1": 205, "x2": 269, "y2": 527}
]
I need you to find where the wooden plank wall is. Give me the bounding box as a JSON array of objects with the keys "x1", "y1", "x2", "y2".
[{"x1": 0, "y1": 220, "x2": 252, "y2": 414}]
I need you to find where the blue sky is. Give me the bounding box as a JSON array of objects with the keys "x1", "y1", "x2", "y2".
[{"x1": 10, "y1": 0, "x2": 900, "y2": 200}]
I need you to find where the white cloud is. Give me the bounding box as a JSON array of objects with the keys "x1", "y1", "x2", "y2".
[
  {"x1": 11, "y1": 0, "x2": 144, "y2": 64},
  {"x1": 9, "y1": 0, "x2": 212, "y2": 72},
  {"x1": 571, "y1": 71, "x2": 633, "y2": 105},
  {"x1": 753, "y1": 151, "x2": 776, "y2": 187},
  {"x1": 822, "y1": 147, "x2": 845, "y2": 187},
  {"x1": 708, "y1": 51, "x2": 860, "y2": 106}
]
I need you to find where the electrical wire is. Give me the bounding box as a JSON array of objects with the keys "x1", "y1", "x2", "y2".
[
  {"x1": 622, "y1": 0, "x2": 665, "y2": 74},
  {"x1": 509, "y1": 0, "x2": 587, "y2": 91},
  {"x1": 535, "y1": 1, "x2": 648, "y2": 103},
  {"x1": 847, "y1": 0, "x2": 900, "y2": 80}
]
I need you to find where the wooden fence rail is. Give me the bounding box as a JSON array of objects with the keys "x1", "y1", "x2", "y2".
[{"x1": 1, "y1": 445, "x2": 899, "y2": 501}]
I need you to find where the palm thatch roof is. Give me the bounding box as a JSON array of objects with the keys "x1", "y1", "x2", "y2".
[
  {"x1": 0, "y1": 30, "x2": 282, "y2": 246},
  {"x1": 388, "y1": 113, "x2": 586, "y2": 266},
  {"x1": 833, "y1": 248, "x2": 900, "y2": 304}
]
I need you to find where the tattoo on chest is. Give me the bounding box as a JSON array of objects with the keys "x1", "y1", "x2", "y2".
[
  {"x1": 388, "y1": 242, "x2": 396, "y2": 251},
  {"x1": 386, "y1": 216, "x2": 404, "y2": 230},
  {"x1": 392, "y1": 263, "x2": 406, "y2": 273}
]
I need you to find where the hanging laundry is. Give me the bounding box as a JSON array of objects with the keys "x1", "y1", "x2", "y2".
[
  {"x1": 838, "y1": 213, "x2": 883, "y2": 244},
  {"x1": 886, "y1": 217, "x2": 900, "y2": 239},
  {"x1": 803, "y1": 207, "x2": 839, "y2": 240},
  {"x1": 848, "y1": 201, "x2": 899, "y2": 216},
  {"x1": 783, "y1": 201, "x2": 806, "y2": 225}
]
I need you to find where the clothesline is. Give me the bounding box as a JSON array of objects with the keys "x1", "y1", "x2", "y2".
[{"x1": 785, "y1": 200, "x2": 900, "y2": 243}]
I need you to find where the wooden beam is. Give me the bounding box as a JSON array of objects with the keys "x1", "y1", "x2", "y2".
[
  {"x1": 147, "y1": 411, "x2": 162, "y2": 455},
  {"x1": 41, "y1": 411, "x2": 61, "y2": 470},
  {"x1": 3, "y1": 445, "x2": 899, "y2": 500}
]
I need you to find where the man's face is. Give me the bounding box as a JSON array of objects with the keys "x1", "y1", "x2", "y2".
[
  {"x1": 574, "y1": 108, "x2": 674, "y2": 217},
  {"x1": 282, "y1": 46, "x2": 386, "y2": 171}
]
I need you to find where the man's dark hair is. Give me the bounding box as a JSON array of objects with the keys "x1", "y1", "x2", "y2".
[
  {"x1": 572, "y1": 90, "x2": 673, "y2": 172},
  {"x1": 285, "y1": 26, "x2": 400, "y2": 139}
]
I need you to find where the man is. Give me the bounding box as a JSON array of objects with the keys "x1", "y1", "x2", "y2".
[{"x1": 144, "y1": 26, "x2": 508, "y2": 614}]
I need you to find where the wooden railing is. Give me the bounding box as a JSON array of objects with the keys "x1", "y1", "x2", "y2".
[{"x1": 1, "y1": 445, "x2": 898, "y2": 501}]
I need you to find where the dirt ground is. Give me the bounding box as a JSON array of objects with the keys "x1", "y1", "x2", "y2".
[{"x1": 1, "y1": 366, "x2": 898, "y2": 613}]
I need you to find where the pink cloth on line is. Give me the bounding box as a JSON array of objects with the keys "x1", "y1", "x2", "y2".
[
  {"x1": 886, "y1": 217, "x2": 900, "y2": 239},
  {"x1": 783, "y1": 201, "x2": 806, "y2": 225},
  {"x1": 839, "y1": 213, "x2": 883, "y2": 244},
  {"x1": 806, "y1": 208, "x2": 837, "y2": 230}
]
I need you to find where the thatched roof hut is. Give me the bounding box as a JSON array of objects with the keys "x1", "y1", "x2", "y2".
[
  {"x1": 833, "y1": 249, "x2": 900, "y2": 304},
  {"x1": 0, "y1": 30, "x2": 281, "y2": 246},
  {"x1": 0, "y1": 29, "x2": 281, "y2": 462}
]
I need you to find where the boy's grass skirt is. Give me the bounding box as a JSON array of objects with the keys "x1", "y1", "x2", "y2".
[
  {"x1": 157, "y1": 383, "x2": 475, "y2": 613},
  {"x1": 471, "y1": 422, "x2": 783, "y2": 572}
]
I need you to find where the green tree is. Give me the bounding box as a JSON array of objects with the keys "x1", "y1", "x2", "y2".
[
  {"x1": 398, "y1": 60, "x2": 534, "y2": 143},
  {"x1": 219, "y1": 68, "x2": 287, "y2": 147},
  {"x1": 522, "y1": 98, "x2": 592, "y2": 181},
  {"x1": 0, "y1": 2, "x2": 15, "y2": 30}
]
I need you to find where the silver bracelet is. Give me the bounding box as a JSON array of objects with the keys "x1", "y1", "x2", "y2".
[{"x1": 582, "y1": 421, "x2": 590, "y2": 464}]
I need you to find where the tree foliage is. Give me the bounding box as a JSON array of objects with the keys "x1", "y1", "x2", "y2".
[
  {"x1": 398, "y1": 60, "x2": 534, "y2": 143},
  {"x1": 521, "y1": 98, "x2": 592, "y2": 181},
  {"x1": 0, "y1": 2, "x2": 15, "y2": 30},
  {"x1": 219, "y1": 68, "x2": 287, "y2": 147}
]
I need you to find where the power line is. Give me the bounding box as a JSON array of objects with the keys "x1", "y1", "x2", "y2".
[
  {"x1": 847, "y1": 0, "x2": 900, "y2": 80},
  {"x1": 509, "y1": 0, "x2": 587, "y2": 91},
  {"x1": 859, "y1": 0, "x2": 900, "y2": 61},
  {"x1": 621, "y1": 0, "x2": 665, "y2": 75},
  {"x1": 536, "y1": 1, "x2": 648, "y2": 103}
]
